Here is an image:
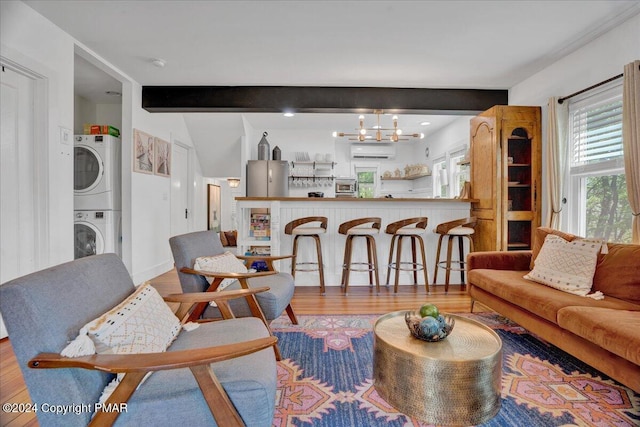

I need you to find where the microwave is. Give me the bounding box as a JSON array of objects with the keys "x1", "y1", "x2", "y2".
[{"x1": 335, "y1": 179, "x2": 357, "y2": 195}]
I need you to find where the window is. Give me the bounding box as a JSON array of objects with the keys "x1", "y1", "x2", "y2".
[
  {"x1": 567, "y1": 81, "x2": 631, "y2": 242},
  {"x1": 432, "y1": 158, "x2": 447, "y2": 198},
  {"x1": 449, "y1": 149, "x2": 469, "y2": 197},
  {"x1": 355, "y1": 166, "x2": 377, "y2": 198}
]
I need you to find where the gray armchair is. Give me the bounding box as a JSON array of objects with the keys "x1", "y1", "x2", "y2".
[
  {"x1": 0, "y1": 254, "x2": 278, "y2": 427},
  {"x1": 169, "y1": 230, "x2": 298, "y2": 325}
]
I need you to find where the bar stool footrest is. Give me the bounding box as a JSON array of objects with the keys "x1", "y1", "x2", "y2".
[
  {"x1": 343, "y1": 262, "x2": 377, "y2": 273},
  {"x1": 437, "y1": 260, "x2": 466, "y2": 272},
  {"x1": 293, "y1": 262, "x2": 322, "y2": 272},
  {"x1": 388, "y1": 261, "x2": 426, "y2": 272}
]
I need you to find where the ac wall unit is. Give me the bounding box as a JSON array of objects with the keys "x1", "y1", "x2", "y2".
[{"x1": 350, "y1": 144, "x2": 397, "y2": 160}]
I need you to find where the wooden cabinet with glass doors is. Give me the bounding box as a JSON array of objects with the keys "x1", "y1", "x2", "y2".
[{"x1": 470, "y1": 106, "x2": 541, "y2": 251}]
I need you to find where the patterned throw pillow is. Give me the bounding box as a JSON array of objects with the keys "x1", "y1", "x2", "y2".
[
  {"x1": 60, "y1": 282, "x2": 183, "y2": 414},
  {"x1": 62, "y1": 282, "x2": 181, "y2": 357},
  {"x1": 194, "y1": 251, "x2": 249, "y2": 291},
  {"x1": 524, "y1": 235, "x2": 602, "y2": 297}
]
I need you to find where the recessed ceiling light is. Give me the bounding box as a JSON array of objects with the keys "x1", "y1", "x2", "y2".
[
  {"x1": 105, "y1": 90, "x2": 121, "y2": 97},
  {"x1": 283, "y1": 112, "x2": 295, "y2": 117},
  {"x1": 420, "y1": 121, "x2": 431, "y2": 126}
]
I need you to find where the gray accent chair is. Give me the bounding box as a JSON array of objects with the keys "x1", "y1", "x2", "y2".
[
  {"x1": 169, "y1": 230, "x2": 298, "y2": 325},
  {"x1": 0, "y1": 254, "x2": 278, "y2": 427}
]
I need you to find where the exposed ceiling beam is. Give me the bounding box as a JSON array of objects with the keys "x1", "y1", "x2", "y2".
[{"x1": 142, "y1": 86, "x2": 508, "y2": 114}]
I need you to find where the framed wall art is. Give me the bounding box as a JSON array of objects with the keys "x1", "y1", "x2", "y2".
[
  {"x1": 207, "y1": 184, "x2": 221, "y2": 233},
  {"x1": 133, "y1": 129, "x2": 154, "y2": 174},
  {"x1": 154, "y1": 137, "x2": 171, "y2": 177}
]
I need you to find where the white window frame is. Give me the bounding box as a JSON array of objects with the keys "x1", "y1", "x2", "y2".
[
  {"x1": 353, "y1": 163, "x2": 379, "y2": 198},
  {"x1": 432, "y1": 157, "x2": 447, "y2": 198},
  {"x1": 449, "y1": 147, "x2": 468, "y2": 198},
  {"x1": 564, "y1": 80, "x2": 625, "y2": 238}
]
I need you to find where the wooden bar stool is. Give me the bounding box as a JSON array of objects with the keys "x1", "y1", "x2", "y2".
[
  {"x1": 385, "y1": 217, "x2": 430, "y2": 294},
  {"x1": 433, "y1": 217, "x2": 477, "y2": 293},
  {"x1": 284, "y1": 216, "x2": 328, "y2": 295},
  {"x1": 338, "y1": 217, "x2": 381, "y2": 296}
]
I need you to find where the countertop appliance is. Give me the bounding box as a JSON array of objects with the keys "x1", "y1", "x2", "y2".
[
  {"x1": 308, "y1": 191, "x2": 324, "y2": 197},
  {"x1": 335, "y1": 178, "x2": 357, "y2": 197},
  {"x1": 246, "y1": 160, "x2": 289, "y2": 197}
]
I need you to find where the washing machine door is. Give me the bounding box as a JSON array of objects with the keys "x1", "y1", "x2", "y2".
[
  {"x1": 74, "y1": 145, "x2": 104, "y2": 193},
  {"x1": 74, "y1": 221, "x2": 105, "y2": 259}
]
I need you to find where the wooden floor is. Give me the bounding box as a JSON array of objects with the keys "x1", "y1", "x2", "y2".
[{"x1": 0, "y1": 268, "x2": 481, "y2": 427}]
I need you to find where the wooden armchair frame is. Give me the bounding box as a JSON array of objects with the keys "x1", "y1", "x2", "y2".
[
  {"x1": 181, "y1": 254, "x2": 298, "y2": 326},
  {"x1": 28, "y1": 287, "x2": 278, "y2": 427}
]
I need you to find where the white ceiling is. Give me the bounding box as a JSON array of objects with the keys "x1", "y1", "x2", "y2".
[{"x1": 24, "y1": 0, "x2": 640, "y2": 172}]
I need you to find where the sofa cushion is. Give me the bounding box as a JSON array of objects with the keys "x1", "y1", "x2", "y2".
[
  {"x1": 530, "y1": 227, "x2": 577, "y2": 269},
  {"x1": 524, "y1": 235, "x2": 601, "y2": 297},
  {"x1": 592, "y1": 243, "x2": 640, "y2": 304},
  {"x1": 468, "y1": 269, "x2": 640, "y2": 324},
  {"x1": 557, "y1": 307, "x2": 640, "y2": 366}
]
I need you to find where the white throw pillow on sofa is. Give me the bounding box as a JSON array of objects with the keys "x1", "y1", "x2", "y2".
[{"x1": 524, "y1": 234, "x2": 603, "y2": 298}]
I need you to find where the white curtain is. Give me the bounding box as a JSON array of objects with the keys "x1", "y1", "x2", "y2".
[
  {"x1": 622, "y1": 60, "x2": 640, "y2": 244},
  {"x1": 545, "y1": 97, "x2": 568, "y2": 229}
]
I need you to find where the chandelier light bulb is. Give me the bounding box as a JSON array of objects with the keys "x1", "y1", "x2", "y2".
[
  {"x1": 360, "y1": 128, "x2": 367, "y2": 135},
  {"x1": 332, "y1": 131, "x2": 338, "y2": 138}
]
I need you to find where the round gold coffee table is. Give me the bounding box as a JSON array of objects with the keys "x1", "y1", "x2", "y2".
[{"x1": 373, "y1": 311, "x2": 502, "y2": 426}]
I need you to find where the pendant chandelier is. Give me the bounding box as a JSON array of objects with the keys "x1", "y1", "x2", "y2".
[{"x1": 333, "y1": 109, "x2": 425, "y2": 142}]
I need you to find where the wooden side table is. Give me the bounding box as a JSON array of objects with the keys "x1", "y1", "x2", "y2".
[{"x1": 373, "y1": 311, "x2": 502, "y2": 425}]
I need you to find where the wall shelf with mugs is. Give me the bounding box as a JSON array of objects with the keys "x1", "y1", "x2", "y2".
[{"x1": 289, "y1": 161, "x2": 336, "y2": 188}]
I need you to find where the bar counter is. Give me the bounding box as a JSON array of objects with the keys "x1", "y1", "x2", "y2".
[{"x1": 235, "y1": 197, "x2": 475, "y2": 288}]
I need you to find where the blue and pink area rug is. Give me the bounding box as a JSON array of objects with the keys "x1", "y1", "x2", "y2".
[{"x1": 270, "y1": 313, "x2": 639, "y2": 427}]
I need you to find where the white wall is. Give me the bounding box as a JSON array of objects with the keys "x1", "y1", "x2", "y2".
[
  {"x1": 96, "y1": 103, "x2": 122, "y2": 131},
  {"x1": 1, "y1": 1, "x2": 202, "y2": 284},
  {"x1": 412, "y1": 116, "x2": 472, "y2": 197},
  {"x1": 129, "y1": 84, "x2": 201, "y2": 283}
]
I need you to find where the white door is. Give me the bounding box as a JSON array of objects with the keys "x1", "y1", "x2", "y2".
[
  {"x1": 171, "y1": 143, "x2": 190, "y2": 237},
  {"x1": 1, "y1": 65, "x2": 37, "y2": 338}
]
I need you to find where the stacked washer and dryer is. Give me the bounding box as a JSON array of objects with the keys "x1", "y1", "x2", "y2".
[{"x1": 73, "y1": 135, "x2": 122, "y2": 259}]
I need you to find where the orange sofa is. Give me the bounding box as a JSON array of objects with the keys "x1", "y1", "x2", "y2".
[{"x1": 467, "y1": 228, "x2": 640, "y2": 393}]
